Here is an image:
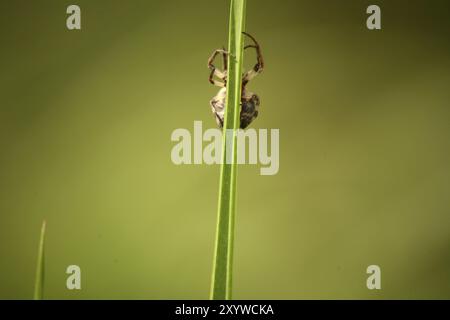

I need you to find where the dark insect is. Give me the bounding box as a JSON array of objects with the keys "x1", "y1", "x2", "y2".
[{"x1": 208, "y1": 32, "x2": 264, "y2": 129}]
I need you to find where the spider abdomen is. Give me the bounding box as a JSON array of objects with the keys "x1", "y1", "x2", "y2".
[
  {"x1": 240, "y1": 91, "x2": 260, "y2": 129},
  {"x1": 210, "y1": 88, "x2": 227, "y2": 128},
  {"x1": 210, "y1": 89, "x2": 260, "y2": 129}
]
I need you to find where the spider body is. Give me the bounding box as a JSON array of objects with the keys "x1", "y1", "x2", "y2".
[{"x1": 208, "y1": 32, "x2": 264, "y2": 129}]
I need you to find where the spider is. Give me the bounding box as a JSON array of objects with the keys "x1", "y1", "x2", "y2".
[{"x1": 208, "y1": 32, "x2": 264, "y2": 129}]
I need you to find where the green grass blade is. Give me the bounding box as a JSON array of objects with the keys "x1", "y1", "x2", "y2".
[
  {"x1": 210, "y1": 0, "x2": 247, "y2": 300},
  {"x1": 33, "y1": 220, "x2": 46, "y2": 300}
]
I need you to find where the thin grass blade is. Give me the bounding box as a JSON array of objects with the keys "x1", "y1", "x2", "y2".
[
  {"x1": 33, "y1": 220, "x2": 46, "y2": 300},
  {"x1": 210, "y1": 0, "x2": 247, "y2": 300}
]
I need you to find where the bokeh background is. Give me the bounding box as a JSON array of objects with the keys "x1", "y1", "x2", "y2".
[{"x1": 1, "y1": 0, "x2": 449, "y2": 299}]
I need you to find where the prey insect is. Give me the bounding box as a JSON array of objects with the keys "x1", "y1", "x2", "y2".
[{"x1": 207, "y1": 32, "x2": 264, "y2": 129}]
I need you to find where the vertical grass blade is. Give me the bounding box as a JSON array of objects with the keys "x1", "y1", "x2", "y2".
[
  {"x1": 33, "y1": 220, "x2": 46, "y2": 300},
  {"x1": 210, "y1": 0, "x2": 247, "y2": 300}
]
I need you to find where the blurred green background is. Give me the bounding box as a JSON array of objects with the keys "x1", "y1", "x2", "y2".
[{"x1": 1, "y1": 0, "x2": 449, "y2": 299}]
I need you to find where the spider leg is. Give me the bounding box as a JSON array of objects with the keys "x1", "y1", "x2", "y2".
[
  {"x1": 208, "y1": 49, "x2": 229, "y2": 87},
  {"x1": 242, "y1": 32, "x2": 264, "y2": 85}
]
